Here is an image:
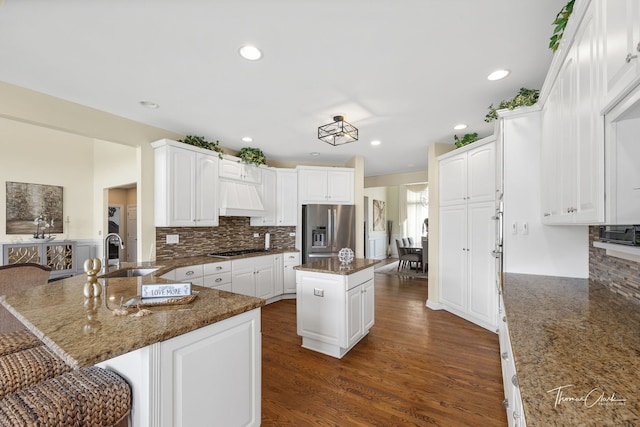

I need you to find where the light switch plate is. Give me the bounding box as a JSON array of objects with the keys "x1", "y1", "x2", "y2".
[
  {"x1": 253, "y1": 233, "x2": 260, "y2": 238},
  {"x1": 289, "y1": 232, "x2": 295, "y2": 237},
  {"x1": 166, "y1": 234, "x2": 179, "y2": 244}
]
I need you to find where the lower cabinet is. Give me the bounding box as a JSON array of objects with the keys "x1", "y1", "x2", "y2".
[
  {"x1": 498, "y1": 298, "x2": 526, "y2": 427},
  {"x1": 202, "y1": 261, "x2": 232, "y2": 291},
  {"x1": 97, "y1": 308, "x2": 261, "y2": 427},
  {"x1": 232, "y1": 255, "x2": 276, "y2": 299},
  {"x1": 296, "y1": 267, "x2": 375, "y2": 359},
  {"x1": 283, "y1": 252, "x2": 300, "y2": 294}
]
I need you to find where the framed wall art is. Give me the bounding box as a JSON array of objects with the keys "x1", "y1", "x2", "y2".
[
  {"x1": 6, "y1": 181, "x2": 63, "y2": 235},
  {"x1": 373, "y1": 199, "x2": 386, "y2": 231}
]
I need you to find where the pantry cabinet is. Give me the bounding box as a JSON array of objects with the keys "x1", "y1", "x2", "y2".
[
  {"x1": 438, "y1": 139, "x2": 497, "y2": 332},
  {"x1": 439, "y1": 138, "x2": 495, "y2": 206},
  {"x1": 152, "y1": 139, "x2": 219, "y2": 227},
  {"x1": 297, "y1": 166, "x2": 354, "y2": 204},
  {"x1": 600, "y1": 0, "x2": 640, "y2": 108}
]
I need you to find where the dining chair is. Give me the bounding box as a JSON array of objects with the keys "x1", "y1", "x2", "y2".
[
  {"x1": 402, "y1": 237, "x2": 410, "y2": 247},
  {"x1": 0, "y1": 263, "x2": 51, "y2": 334},
  {"x1": 421, "y1": 238, "x2": 428, "y2": 273},
  {"x1": 408, "y1": 237, "x2": 415, "y2": 246},
  {"x1": 396, "y1": 239, "x2": 419, "y2": 271}
]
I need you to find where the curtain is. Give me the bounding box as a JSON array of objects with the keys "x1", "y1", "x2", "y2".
[{"x1": 405, "y1": 184, "x2": 428, "y2": 243}]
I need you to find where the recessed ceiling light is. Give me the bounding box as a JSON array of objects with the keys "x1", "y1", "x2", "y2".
[
  {"x1": 453, "y1": 124, "x2": 468, "y2": 130},
  {"x1": 242, "y1": 136, "x2": 253, "y2": 143},
  {"x1": 487, "y1": 69, "x2": 510, "y2": 81},
  {"x1": 239, "y1": 45, "x2": 262, "y2": 61},
  {"x1": 370, "y1": 140, "x2": 381, "y2": 146},
  {"x1": 139, "y1": 101, "x2": 159, "y2": 109},
  {"x1": 310, "y1": 152, "x2": 320, "y2": 156}
]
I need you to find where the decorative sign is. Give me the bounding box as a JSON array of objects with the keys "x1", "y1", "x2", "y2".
[{"x1": 141, "y1": 283, "x2": 192, "y2": 299}]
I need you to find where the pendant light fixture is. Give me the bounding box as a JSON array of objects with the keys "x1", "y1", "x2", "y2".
[{"x1": 318, "y1": 115, "x2": 358, "y2": 146}]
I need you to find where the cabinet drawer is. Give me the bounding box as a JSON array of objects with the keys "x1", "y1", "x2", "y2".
[
  {"x1": 202, "y1": 272, "x2": 232, "y2": 288},
  {"x1": 174, "y1": 265, "x2": 204, "y2": 281},
  {"x1": 283, "y1": 252, "x2": 300, "y2": 265},
  {"x1": 203, "y1": 261, "x2": 231, "y2": 275}
]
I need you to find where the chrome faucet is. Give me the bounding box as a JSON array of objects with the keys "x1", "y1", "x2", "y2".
[{"x1": 103, "y1": 233, "x2": 125, "y2": 273}]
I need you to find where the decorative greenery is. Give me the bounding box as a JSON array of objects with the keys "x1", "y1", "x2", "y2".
[
  {"x1": 238, "y1": 147, "x2": 266, "y2": 166},
  {"x1": 454, "y1": 132, "x2": 479, "y2": 148},
  {"x1": 485, "y1": 88, "x2": 540, "y2": 123},
  {"x1": 549, "y1": 0, "x2": 575, "y2": 52},
  {"x1": 179, "y1": 135, "x2": 223, "y2": 158}
]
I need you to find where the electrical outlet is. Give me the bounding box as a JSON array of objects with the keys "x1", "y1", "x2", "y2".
[
  {"x1": 511, "y1": 222, "x2": 518, "y2": 235},
  {"x1": 522, "y1": 222, "x2": 529, "y2": 235},
  {"x1": 253, "y1": 233, "x2": 260, "y2": 238},
  {"x1": 313, "y1": 288, "x2": 324, "y2": 297},
  {"x1": 166, "y1": 234, "x2": 179, "y2": 244},
  {"x1": 289, "y1": 232, "x2": 295, "y2": 237}
]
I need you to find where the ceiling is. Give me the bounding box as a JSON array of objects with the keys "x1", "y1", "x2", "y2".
[{"x1": 0, "y1": 0, "x2": 565, "y2": 177}]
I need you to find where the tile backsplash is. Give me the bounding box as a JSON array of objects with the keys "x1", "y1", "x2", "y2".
[
  {"x1": 589, "y1": 226, "x2": 640, "y2": 305},
  {"x1": 156, "y1": 216, "x2": 296, "y2": 259}
]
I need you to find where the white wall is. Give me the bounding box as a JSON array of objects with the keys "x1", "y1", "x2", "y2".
[
  {"x1": 0, "y1": 118, "x2": 95, "y2": 241},
  {"x1": 502, "y1": 110, "x2": 589, "y2": 278}
]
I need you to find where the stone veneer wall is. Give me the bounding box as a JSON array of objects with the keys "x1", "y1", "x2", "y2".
[
  {"x1": 589, "y1": 225, "x2": 640, "y2": 305},
  {"x1": 156, "y1": 216, "x2": 296, "y2": 259}
]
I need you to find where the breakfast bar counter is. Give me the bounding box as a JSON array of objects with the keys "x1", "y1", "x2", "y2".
[
  {"x1": 1, "y1": 269, "x2": 265, "y2": 426},
  {"x1": 502, "y1": 273, "x2": 640, "y2": 426}
]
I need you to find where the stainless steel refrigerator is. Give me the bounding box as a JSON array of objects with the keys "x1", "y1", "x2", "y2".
[{"x1": 302, "y1": 204, "x2": 355, "y2": 264}]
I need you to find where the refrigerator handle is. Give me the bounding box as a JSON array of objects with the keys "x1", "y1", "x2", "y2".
[
  {"x1": 327, "y1": 209, "x2": 333, "y2": 251},
  {"x1": 333, "y1": 208, "x2": 337, "y2": 250}
]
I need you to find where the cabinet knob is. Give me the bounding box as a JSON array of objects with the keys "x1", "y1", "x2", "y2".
[
  {"x1": 626, "y1": 52, "x2": 638, "y2": 63},
  {"x1": 186, "y1": 271, "x2": 194, "y2": 276},
  {"x1": 502, "y1": 398, "x2": 509, "y2": 409},
  {"x1": 215, "y1": 278, "x2": 222, "y2": 282},
  {"x1": 501, "y1": 351, "x2": 509, "y2": 361},
  {"x1": 216, "y1": 266, "x2": 222, "y2": 270},
  {"x1": 511, "y1": 374, "x2": 519, "y2": 388}
]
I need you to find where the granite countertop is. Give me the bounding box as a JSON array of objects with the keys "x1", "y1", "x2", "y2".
[
  {"x1": 1, "y1": 272, "x2": 264, "y2": 369},
  {"x1": 294, "y1": 258, "x2": 379, "y2": 275},
  {"x1": 503, "y1": 273, "x2": 640, "y2": 426}
]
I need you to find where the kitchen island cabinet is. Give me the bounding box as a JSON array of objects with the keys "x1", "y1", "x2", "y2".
[
  {"x1": 0, "y1": 271, "x2": 264, "y2": 427},
  {"x1": 295, "y1": 258, "x2": 378, "y2": 359}
]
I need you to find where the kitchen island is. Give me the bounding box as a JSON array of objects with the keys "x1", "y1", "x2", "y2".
[
  {"x1": 295, "y1": 258, "x2": 379, "y2": 359},
  {"x1": 0, "y1": 268, "x2": 265, "y2": 427},
  {"x1": 502, "y1": 273, "x2": 640, "y2": 426}
]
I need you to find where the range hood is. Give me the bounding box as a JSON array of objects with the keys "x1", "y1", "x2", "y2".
[{"x1": 218, "y1": 180, "x2": 266, "y2": 217}]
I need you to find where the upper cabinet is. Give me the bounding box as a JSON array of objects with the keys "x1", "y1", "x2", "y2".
[
  {"x1": 540, "y1": 2, "x2": 604, "y2": 224},
  {"x1": 439, "y1": 137, "x2": 495, "y2": 206},
  {"x1": 276, "y1": 169, "x2": 298, "y2": 226},
  {"x1": 601, "y1": 0, "x2": 640, "y2": 108},
  {"x1": 298, "y1": 166, "x2": 354, "y2": 204},
  {"x1": 152, "y1": 139, "x2": 219, "y2": 227},
  {"x1": 218, "y1": 157, "x2": 261, "y2": 184}
]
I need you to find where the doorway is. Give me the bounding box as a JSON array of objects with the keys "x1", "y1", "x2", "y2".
[{"x1": 106, "y1": 183, "x2": 138, "y2": 263}]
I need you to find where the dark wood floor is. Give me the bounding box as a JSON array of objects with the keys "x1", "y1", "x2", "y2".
[{"x1": 261, "y1": 268, "x2": 507, "y2": 426}]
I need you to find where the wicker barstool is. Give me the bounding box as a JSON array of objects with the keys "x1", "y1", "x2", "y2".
[
  {"x1": 0, "y1": 366, "x2": 131, "y2": 427},
  {"x1": 0, "y1": 345, "x2": 72, "y2": 399},
  {"x1": 0, "y1": 330, "x2": 42, "y2": 357}
]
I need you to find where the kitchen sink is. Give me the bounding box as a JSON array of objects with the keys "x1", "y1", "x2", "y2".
[{"x1": 100, "y1": 267, "x2": 159, "y2": 278}]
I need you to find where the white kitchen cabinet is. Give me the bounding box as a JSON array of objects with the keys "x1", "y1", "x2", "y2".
[
  {"x1": 439, "y1": 138, "x2": 495, "y2": 206},
  {"x1": 173, "y1": 264, "x2": 204, "y2": 286},
  {"x1": 250, "y1": 167, "x2": 277, "y2": 226},
  {"x1": 498, "y1": 299, "x2": 526, "y2": 427},
  {"x1": 541, "y1": 3, "x2": 604, "y2": 224},
  {"x1": 158, "y1": 309, "x2": 261, "y2": 427},
  {"x1": 601, "y1": 0, "x2": 640, "y2": 108},
  {"x1": 218, "y1": 157, "x2": 261, "y2": 184},
  {"x1": 297, "y1": 166, "x2": 354, "y2": 204},
  {"x1": 282, "y1": 252, "x2": 300, "y2": 294},
  {"x1": 152, "y1": 139, "x2": 219, "y2": 227},
  {"x1": 276, "y1": 169, "x2": 298, "y2": 226},
  {"x1": 273, "y1": 254, "x2": 283, "y2": 296},
  {"x1": 202, "y1": 261, "x2": 232, "y2": 291},
  {"x1": 346, "y1": 278, "x2": 374, "y2": 348},
  {"x1": 296, "y1": 266, "x2": 374, "y2": 359},
  {"x1": 438, "y1": 139, "x2": 497, "y2": 332},
  {"x1": 232, "y1": 255, "x2": 275, "y2": 299}
]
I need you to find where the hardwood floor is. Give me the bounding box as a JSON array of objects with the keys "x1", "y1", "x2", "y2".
[{"x1": 261, "y1": 270, "x2": 507, "y2": 426}]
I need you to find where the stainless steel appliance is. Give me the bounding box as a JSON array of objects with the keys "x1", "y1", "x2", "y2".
[{"x1": 302, "y1": 204, "x2": 355, "y2": 264}]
